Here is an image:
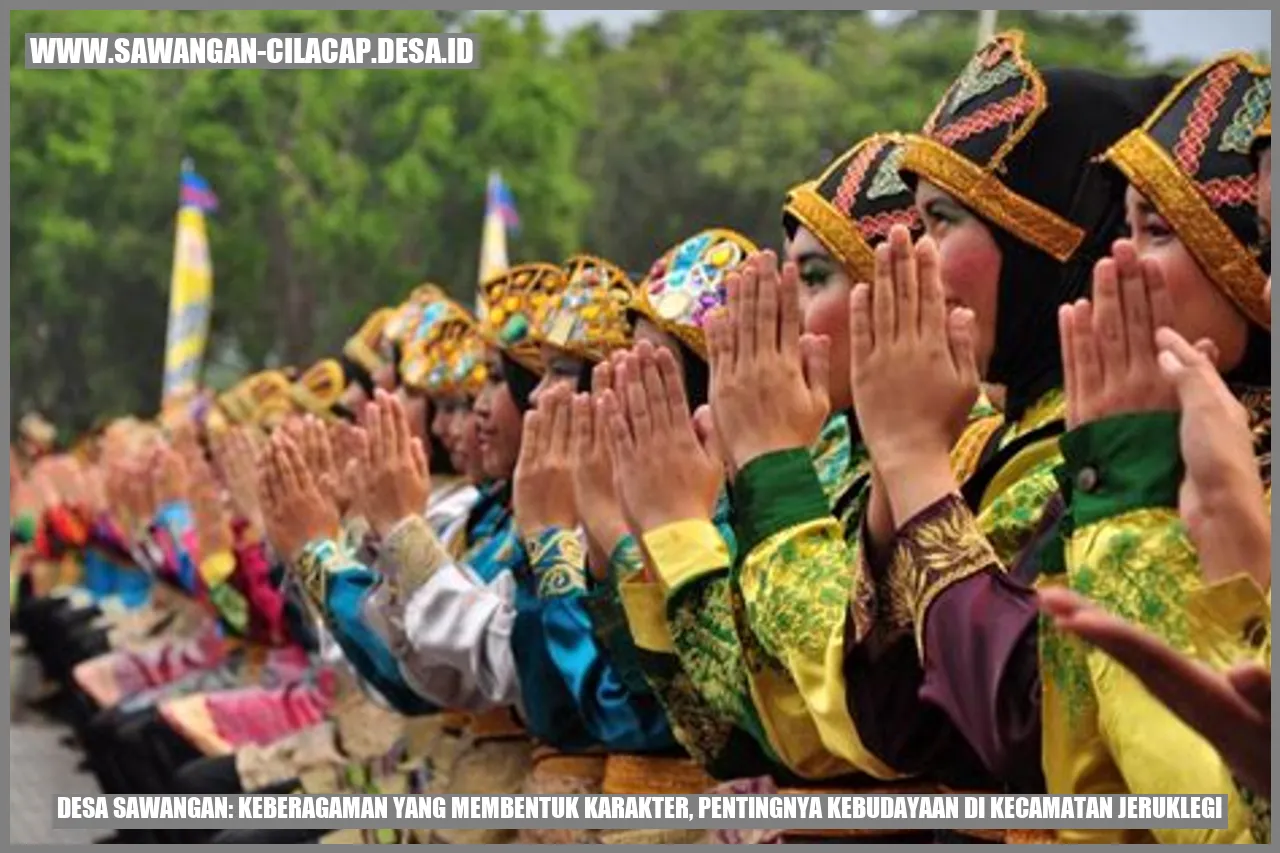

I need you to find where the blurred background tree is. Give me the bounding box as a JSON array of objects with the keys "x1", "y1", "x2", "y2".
[{"x1": 9, "y1": 10, "x2": 1218, "y2": 435}]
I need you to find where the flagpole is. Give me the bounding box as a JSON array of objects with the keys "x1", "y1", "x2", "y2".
[{"x1": 976, "y1": 10, "x2": 998, "y2": 46}]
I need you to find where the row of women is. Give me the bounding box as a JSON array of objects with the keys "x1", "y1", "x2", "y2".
[{"x1": 11, "y1": 33, "x2": 1272, "y2": 844}]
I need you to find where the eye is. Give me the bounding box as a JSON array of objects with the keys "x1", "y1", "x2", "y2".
[{"x1": 798, "y1": 258, "x2": 836, "y2": 289}]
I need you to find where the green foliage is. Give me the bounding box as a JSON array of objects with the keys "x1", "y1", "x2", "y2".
[{"x1": 10, "y1": 10, "x2": 1210, "y2": 435}]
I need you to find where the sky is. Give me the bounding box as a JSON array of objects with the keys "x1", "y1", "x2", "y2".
[{"x1": 536, "y1": 9, "x2": 1272, "y2": 61}]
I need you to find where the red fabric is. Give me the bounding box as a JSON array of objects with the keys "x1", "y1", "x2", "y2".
[
  {"x1": 105, "y1": 622, "x2": 227, "y2": 697},
  {"x1": 198, "y1": 668, "x2": 338, "y2": 748},
  {"x1": 230, "y1": 525, "x2": 289, "y2": 647}
]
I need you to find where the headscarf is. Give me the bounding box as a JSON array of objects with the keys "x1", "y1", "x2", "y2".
[{"x1": 900, "y1": 31, "x2": 1177, "y2": 419}]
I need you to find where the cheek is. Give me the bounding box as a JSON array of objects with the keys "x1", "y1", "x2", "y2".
[
  {"x1": 494, "y1": 387, "x2": 524, "y2": 455},
  {"x1": 802, "y1": 285, "x2": 850, "y2": 341},
  {"x1": 936, "y1": 230, "x2": 999, "y2": 313}
]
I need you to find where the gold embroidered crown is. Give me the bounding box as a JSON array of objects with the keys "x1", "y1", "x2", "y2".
[
  {"x1": 289, "y1": 359, "x2": 347, "y2": 421},
  {"x1": 631, "y1": 229, "x2": 758, "y2": 360},
  {"x1": 343, "y1": 307, "x2": 395, "y2": 377},
  {"x1": 401, "y1": 297, "x2": 482, "y2": 396},
  {"x1": 477, "y1": 263, "x2": 568, "y2": 373},
  {"x1": 539, "y1": 255, "x2": 636, "y2": 362},
  {"x1": 384, "y1": 283, "x2": 451, "y2": 350},
  {"x1": 1104, "y1": 52, "x2": 1271, "y2": 329},
  {"x1": 901, "y1": 31, "x2": 1089, "y2": 262},
  {"x1": 238, "y1": 370, "x2": 297, "y2": 431},
  {"x1": 785, "y1": 133, "x2": 923, "y2": 285}
]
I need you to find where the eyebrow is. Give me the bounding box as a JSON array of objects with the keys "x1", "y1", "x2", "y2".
[{"x1": 791, "y1": 249, "x2": 831, "y2": 265}]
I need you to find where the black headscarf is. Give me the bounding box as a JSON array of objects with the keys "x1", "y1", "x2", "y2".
[
  {"x1": 969, "y1": 70, "x2": 1179, "y2": 419},
  {"x1": 340, "y1": 355, "x2": 375, "y2": 398}
]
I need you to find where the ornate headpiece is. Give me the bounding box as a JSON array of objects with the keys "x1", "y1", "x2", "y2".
[
  {"x1": 631, "y1": 229, "x2": 758, "y2": 360},
  {"x1": 1104, "y1": 52, "x2": 1271, "y2": 329},
  {"x1": 342, "y1": 307, "x2": 395, "y2": 377},
  {"x1": 239, "y1": 370, "x2": 297, "y2": 430},
  {"x1": 901, "y1": 32, "x2": 1087, "y2": 262},
  {"x1": 289, "y1": 359, "x2": 348, "y2": 421},
  {"x1": 784, "y1": 133, "x2": 924, "y2": 284},
  {"x1": 384, "y1": 283, "x2": 450, "y2": 351},
  {"x1": 1254, "y1": 108, "x2": 1272, "y2": 160},
  {"x1": 401, "y1": 297, "x2": 484, "y2": 397},
  {"x1": 476, "y1": 263, "x2": 568, "y2": 372},
  {"x1": 538, "y1": 255, "x2": 635, "y2": 362}
]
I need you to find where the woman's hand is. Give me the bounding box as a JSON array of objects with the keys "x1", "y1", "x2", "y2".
[
  {"x1": 606, "y1": 341, "x2": 723, "y2": 536},
  {"x1": 570, "y1": 361, "x2": 630, "y2": 571},
  {"x1": 257, "y1": 432, "x2": 340, "y2": 561},
  {"x1": 513, "y1": 384, "x2": 578, "y2": 538},
  {"x1": 360, "y1": 390, "x2": 431, "y2": 538},
  {"x1": 1040, "y1": 587, "x2": 1270, "y2": 798},
  {"x1": 1060, "y1": 240, "x2": 1178, "y2": 429},
  {"x1": 1157, "y1": 328, "x2": 1269, "y2": 590},
  {"x1": 706, "y1": 251, "x2": 830, "y2": 471},
  {"x1": 849, "y1": 226, "x2": 980, "y2": 524}
]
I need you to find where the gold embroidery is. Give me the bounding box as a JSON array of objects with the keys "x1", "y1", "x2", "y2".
[
  {"x1": 383, "y1": 515, "x2": 451, "y2": 592},
  {"x1": 900, "y1": 495, "x2": 1002, "y2": 657},
  {"x1": 784, "y1": 184, "x2": 878, "y2": 283},
  {"x1": 902, "y1": 134, "x2": 1085, "y2": 262},
  {"x1": 1105, "y1": 130, "x2": 1269, "y2": 329}
]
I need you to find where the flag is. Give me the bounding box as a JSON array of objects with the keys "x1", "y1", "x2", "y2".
[
  {"x1": 161, "y1": 159, "x2": 218, "y2": 410},
  {"x1": 477, "y1": 170, "x2": 518, "y2": 312}
]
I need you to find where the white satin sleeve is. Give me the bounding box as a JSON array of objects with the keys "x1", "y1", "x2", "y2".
[{"x1": 398, "y1": 561, "x2": 522, "y2": 714}]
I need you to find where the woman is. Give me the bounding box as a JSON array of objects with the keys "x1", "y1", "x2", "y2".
[
  {"x1": 1037, "y1": 51, "x2": 1270, "y2": 843},
  {"x1": 830, "y1": 30, "x2": 1177, "y2": 818},
  {"x1": 503, "y1": 254, "x2": 689, "y2": 842},
  {"x1": 261, "y1": 263, "x2": 567, "y2": 844}
]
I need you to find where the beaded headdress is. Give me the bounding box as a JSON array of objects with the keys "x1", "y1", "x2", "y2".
[
  {"x1": 1104, "y1": 52, "x2": 1271, "y2": 329},
  {"x1": 631, "y1": 229, "x2": 758, "y2": 360}
]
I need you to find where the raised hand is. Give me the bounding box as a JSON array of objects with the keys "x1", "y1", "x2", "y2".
[
  {"x1": 706, "y1": 251, "x2": 830, "y2": 471},
  {"x1": 1156, "y1": 327, "x2": 1269, "y2": 590},
  {"x1": 1060, "y1": 240, "x2": 1178, "y2": 429},
  {"x1": 606, "y1": 340, "x2": 722, "y2": 535},
  {"x1": 151, "y1": 444, "x2": 191, "y2": 507},
  {"x1": 570, "y1": 362, "x2": 629, "y2": 563},
  {"x1": 257, "y1": 432, "x2": 340, "y2": 561},
  {"x1": 848, "y1": 226, "x2": 981, "y2": 523},
  {"x1": 212, "y1": 427, "x2": 264, "y2": 530},
  {"x1": 513, "y1": 384, "x2": 577, "y2": 538},
  {"x1": 299, "y1": 416, "x2": 342, "y2": 512},
  {"x1": 360, "y1": 390, "x2": 430, "y2": 538},
  {"x1": 1040, "y1": 587, "x2": 1269, "y2": 798}
]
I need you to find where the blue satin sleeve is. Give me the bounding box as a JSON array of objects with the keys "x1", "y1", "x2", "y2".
[
  {"x1": 299, "y1": 539, "x2": 438, "y2": 716},
  {"x1": 522, "y1": 526, "x2": 677, "y2": 753}
]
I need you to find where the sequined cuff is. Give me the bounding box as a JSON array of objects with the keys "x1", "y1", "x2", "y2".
[
  {"x1": 524, "y1": 526, "x2": 588, "y2": 599},
  {"x1": 1060, "y1": 412, "x2": 1182, "y2": 528},
  {"x1": 894, "y1": 492, "x2": 1001, "y2": 659},
  {"x1": 295, "y1": 538, "x2": 354, "y2": 612},
  {"x1": 643, "y1": 519, "x2": 731, "y2": 595},
  {"x1": 1186, "y1": 574, "x2": 1271, "y2": 667},
  {"x1": 381, "y1": 515, "x2": 451, "y2": 592},
  {"x1": 734, "y1": 448, "x2": 830, "y2": 557}
]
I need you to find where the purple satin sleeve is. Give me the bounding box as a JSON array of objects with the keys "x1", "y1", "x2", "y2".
[
  {"x1": 842, "y1": 606, "x2": 995, "y2": 789},
  {"x1": 916, "y1": 569, "x2": 1045, "y2": 794}
]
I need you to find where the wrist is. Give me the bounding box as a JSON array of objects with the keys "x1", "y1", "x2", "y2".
[
  {"x1": 582, "y1": 514, "x2": 629, "y2": 560},
  {"x1": 879, "y1": 453, "x2": 957, "y2": 529}
]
